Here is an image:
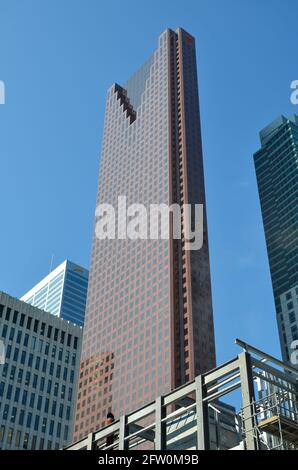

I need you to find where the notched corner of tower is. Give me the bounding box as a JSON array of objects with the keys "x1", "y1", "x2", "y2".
[{"x1": 114, "y1": 83, "x2": 136, "y2": 125}]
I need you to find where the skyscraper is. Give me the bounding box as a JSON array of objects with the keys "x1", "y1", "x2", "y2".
[
  {"x1": 254, "y1": 115, "x2": 298, "y2": 365},
  {"x1": 21, "y1": 260, "x2": 88, "y2": 327},
  {"x1": 0, "y1": 292, "x2": 82, "y2": 449},
  {"x1": 74, "y1": 28, "x2": 216, "y2": 441}
]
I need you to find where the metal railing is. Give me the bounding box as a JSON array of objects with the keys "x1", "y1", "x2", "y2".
[{"x1": 66, "y1": 340, "x2": 298, "y2": 451}]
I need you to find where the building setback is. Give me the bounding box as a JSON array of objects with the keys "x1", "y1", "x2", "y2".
[
  {"x1": 21, "y1": 260, "x2": 89, "y2": 327},
  {"x1": 74, "y1": 28, "x2": 216, "y2": 442},
  {"x1": 0, "y1": 291, "x2": 82, "y2": 449},
  {"x1": 254, "y1": 115, "x2": 298, "y2": 365}
]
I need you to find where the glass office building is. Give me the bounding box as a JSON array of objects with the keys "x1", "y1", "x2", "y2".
[
  {"x1": 74, "y1": 28, "x2": 216, "y2": 442},
  {"x1": 21, "y1": 260, "x2": 88, "y2": 327},
  {"x1": 0, "y1": 292, "x2": 82, "y2": 449},
  {"x1": 254, "y1": 115, "x2": 298, "y2": 365}
]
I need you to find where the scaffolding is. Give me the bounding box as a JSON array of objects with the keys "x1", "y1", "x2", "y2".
[{"x1": 66, "y1": 339, "x2": 298, "y2": 451}]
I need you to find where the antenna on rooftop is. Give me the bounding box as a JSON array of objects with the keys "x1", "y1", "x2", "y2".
[{"x1": 49, "y1": 254, "x2": 54, "y2": 273}]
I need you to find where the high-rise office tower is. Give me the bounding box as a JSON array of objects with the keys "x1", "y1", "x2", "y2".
[
  {"x1": 74, "y1": 28, "x2": 215, "y2": 441},
  {"x1": 21, "y1": 260, "x2": 88, "y2": 327},
  {"x1": 0, "y1": 292, "x2": 82, "y2": 449},
  {"x1": 254, "y1": 115, "x2": 298, "y2": 365}
]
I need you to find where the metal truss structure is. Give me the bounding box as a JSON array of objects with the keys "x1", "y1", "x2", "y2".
[{"x1": 66, "y1": 339, "x2": 298, "y2": 450}]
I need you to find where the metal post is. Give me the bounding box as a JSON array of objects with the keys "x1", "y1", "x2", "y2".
[
  {"x1": 119, "y1": 415, "x2": 128, "y2": 450},
  {"x1": 86, "y1": 431, "x2": 94, "y2": 450},
  {"x1": 195, "y1": 375, "x2": 209, "y2": 450},
  {"x1": 238, "y1": 351, "x2": 259, "y2": 450},
  {"x1": 155, "y1": 396, "x2": 166, "y2": 449}
]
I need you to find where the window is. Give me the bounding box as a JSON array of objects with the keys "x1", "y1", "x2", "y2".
[
  {"x1": 40, "y1": 322, "x2": 46, "y2": 336},
  {"x1": 57, "y1": 422, "x2": 61, "y2": 438},
  {"x1": 12, "y1": 310, "x2": 18, "y2": 323},
  {"x1": 19, "y1": 410, "x2": 24, "y2": 425},
  {"x1": 13, "y1": 348, "x2": 19, "y2": 362},
  {"x1": 21, "y1": 351, "x2": 26, "y2": 365},
  {"x1": 44, "y1": 398, "x2": 49, "y2": 413},
  {"x1": 23, "y1": 333, "x2": 29, "y2": 347},
  {"x1": 33, "y1": 319, "x2": 39, "y2": 333},
  {"x1": 9, "y1": 327, "x2": 15, "y2": 341},
  {"x1": 0, "y1": 425, "x2": 5, "y2": 442},
  {"x1": 7, "y1": 428, "x2": 13, "y2": 444},
  {"x1": 35, "y1": 356, "x2": 40, "y2": 370},
  {"x1": 5, "y1": 307, "x2": 11, "y2": 321},
  {"x1": 10, "y1": 366, "x2": 16, "y2": 380},
  {"x1": 289, "y1": 312, "x2": 296, "y2": 324},
  {"x1": 23, "y1": 433, "x2": 29, "y2": 449},
  {"x1": 27, "y1": 413, "x2": 32, "y2": 427},
  {"x1": 47, "y1": 380, "x2": 52, "y2": 394},
  {"x1": 25, "y1": 372, "x2": 30, "y2": 386},
  {"x1": 26, "y1": 317, "x2": 32, "y2": 330},
  {"x1": 29, "y1": 393, "x2": 35, "y2": 408},
  {"x1": 40, "y1": 377, "x2": 45, "y2": 392},
  {"x1": 15, "y1": 430, "x2": 21, "y2": 447},
  {"x1": 21, "y1": 389, "x2": 27, "y2": 405},
  {"x1": 64, "y1": 425, "x2": 69, "y2": 441},
  {"x1": 11, "y1": 407, "x2": 17, "y2": 423},
  {"x1": 42, "y1": 417, "x2": 47, "y2": 433},
  {"x1": 17, "y1": 369, "x2": 23, "y2": 383},
  {"x1": 34, "y1": 415, "x2": 40, "y2": 432},
  {"x1": 28, "y1": 353, "x2": 33, "y2": 367},
  {"x1": 31, "y1": 435, "x2": 37, "y2": 450},
  {"x1": 6, "y1": 384, "x2": 12, "y2": 400},
  {"x1": 37, "y1": 395, "x2": 42, "y2": 411}
]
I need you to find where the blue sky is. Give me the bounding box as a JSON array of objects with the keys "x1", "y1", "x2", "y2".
[{"x1": 0, "y1": 0, "x2": 297, "y2": 365}]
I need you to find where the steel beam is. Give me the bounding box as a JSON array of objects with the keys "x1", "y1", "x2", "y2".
[
  {"x1": 155, "y1": 396, "x2": 166, "y2": 450},
  {"x1": 119, "y1": 415, "x2": 128, "y2": 450},
  {"x1": 238, "y1": 351, "x2": 259, "y2": 450},
  {"x1": 195, "y1": 375, "x2": 209, "y2": 450}
]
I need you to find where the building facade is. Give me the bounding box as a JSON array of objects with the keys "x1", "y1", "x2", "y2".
[
  {"x1": 0, "y1": 292, "x2": 82, "y2": 449},
  {"x1": 254, "y1": 115, "x2": 298, "y2": 365},
  {"x1": 21, "y1": 260, "x2": 88, "y2": 327},
  {"x1": 74, "y1": 28, "x2": 216, "y2": 441}
]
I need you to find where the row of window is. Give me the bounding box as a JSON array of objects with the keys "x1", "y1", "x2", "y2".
[
  {"x1": 0, "y1": 304, "x2": 79, "y2": 349},
  {"x1": 0, "y1": 424, "x2": 64, "y2": 449},
  {"x1": 1, "y1": 324, "x2": 77, "y2": 366}
]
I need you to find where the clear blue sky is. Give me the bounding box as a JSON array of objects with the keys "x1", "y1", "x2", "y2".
[{"x1": 0, "y1": 0, "x2": 297, "y2": 365}]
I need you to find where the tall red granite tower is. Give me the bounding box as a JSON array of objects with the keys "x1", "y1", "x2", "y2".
[{"x1": 74, "y1": 28, "x2": 216, "y2": 442}]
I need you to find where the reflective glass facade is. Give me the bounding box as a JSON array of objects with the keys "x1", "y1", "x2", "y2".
[
  {"x1": 74, "y1": 28, "x2": 215, "y2": 442},
  {"x1": 21, "y1": 260, "x2": 88, "y2": 327},
  {"x1": 254, "y1": 115, "x2": 298, "y2": 365}
]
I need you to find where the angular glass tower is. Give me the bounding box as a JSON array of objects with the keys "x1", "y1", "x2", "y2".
[
  {"x1": 21, "y1": 260, "x2": 88, "y2": 327},
  {"x1": 254, "y1": 115, "x2": 298, "y2": 365},
  {"x1": 74, "y1": 28, "x2": 216, "y2": 441}
]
